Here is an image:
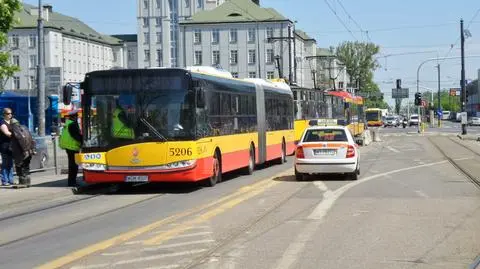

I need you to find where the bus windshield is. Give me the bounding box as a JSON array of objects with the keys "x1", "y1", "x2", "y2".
[
  {"x1": 366, "y1": 111, "x2": 380, "y2": 121},
  {"x1": 82, "y1": 72, "x2": 195, "y2": 149}
]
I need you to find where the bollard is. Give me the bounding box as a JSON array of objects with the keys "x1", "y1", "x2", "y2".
[{"x1": 52, "y1": 135, "x2": 58, "y2": 175}]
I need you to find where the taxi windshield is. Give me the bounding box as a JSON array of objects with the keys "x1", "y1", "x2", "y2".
[{"x1": 303, "y1": 129, "x2": 348, "y2": 142}]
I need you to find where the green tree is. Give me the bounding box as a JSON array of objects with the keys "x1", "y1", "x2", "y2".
[
  {"x1": 336, "y1": 41, "x2": 388, "y2": 108},
  {"x1": 0, "y1": 0, "x2": 22, "y2": 90}
]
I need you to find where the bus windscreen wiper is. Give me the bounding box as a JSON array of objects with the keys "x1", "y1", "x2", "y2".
[{"x1": 139, "y1": 117, "x2": 167, "y2": 142}]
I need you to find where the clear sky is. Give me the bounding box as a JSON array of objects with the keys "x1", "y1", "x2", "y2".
[{"x1": 23, "y1": 0, "x2": 480, "y2": 106}]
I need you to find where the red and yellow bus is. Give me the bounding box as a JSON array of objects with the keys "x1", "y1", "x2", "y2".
[
  {"x1": 292, "y1": 88, "x2": 365, "y2": 143},
  {"x1": 75, "y1": 68, "x2": 295, "y2": 186},
  {"x1": 365, "y1": 108, "x2": 383, "y2": 127}
]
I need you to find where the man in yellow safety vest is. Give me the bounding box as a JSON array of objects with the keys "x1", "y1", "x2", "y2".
[
  {"x1": 111, "y1": 100, "x2": 134, "y2": 139},
  {"x1": 59, "y1": 110, "x2": 82, "y2": 187}
]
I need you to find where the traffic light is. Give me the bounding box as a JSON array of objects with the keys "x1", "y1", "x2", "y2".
[
  {"x1": 414, "y1": 92, "x2": 422, "y2": 106},
  {"x1": 396, "y1": 79, "x2": 401, "y2": 89},
  {"x1": 466, "y1": 87, "x2": 469, "y2": 103}
]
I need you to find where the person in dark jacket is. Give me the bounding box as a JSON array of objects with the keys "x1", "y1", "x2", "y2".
[
  {"x1": 10, "y1": 118, "x2": 35, "y2": 186},
  {"x1": 0, "y1": 108, "x2": 14, "y2": 186},
  {"x1": 59, "y1": 110, "x2": 82, "y2": 187}
]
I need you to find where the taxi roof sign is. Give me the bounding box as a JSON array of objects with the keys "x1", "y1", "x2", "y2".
[{"x1": 308, "y1": 119, "x2": 339, "y2": 126}]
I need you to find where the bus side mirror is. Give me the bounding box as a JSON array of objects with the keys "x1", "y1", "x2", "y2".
[
  {"x1": 196, "y1": 88, "x2": 205, "y2": 108},
  {"x1": 63, "y1": 84, "x2": 72, "y2": 105}
]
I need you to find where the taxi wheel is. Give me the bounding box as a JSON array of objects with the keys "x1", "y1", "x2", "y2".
[{"x1": 295, "y1": 168, "x2": 304, "y2": 181}]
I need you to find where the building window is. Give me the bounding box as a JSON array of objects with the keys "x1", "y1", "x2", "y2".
[
  {"x1": 248, "y1": 28, "x2": 256, "y2": 42},
  {"x1": 29, "y1": 76, "x2": 36, "y2": 89},
  {"x1": 29, "y1": 55, "x2": 37, "y2": 69},
  {"x1": 185, "y1": 0, "x2": 190, "y2": 8},
  {"x1": 212, "y1": 29, "x2": 219, "y2": 44},
  {"x1": 12, "y1": 76, "x2": 20, "y2": 90},
  {"x1": 248, "y1": 50, "x2": 256, "y2": 64},
  {"x1": 248, "y1": 72, "x2": 256, "y2": 78},
  {"x1": 338, "y1": 81, "x2": 344, "y2": 89},
  {"x1": 11, "y1": 34, "x2": 19, "y2": 48},
  {"x1": 267, "y1": 71, "x2": 274, "y2": 79},
  {"x1": 266, "y1": 49, "x2": 274, "y2": 64},
  {"x1": 113, "y1": 51, "x2": 118, "y2": 62},
  {"x1": 128, "y1": 49, "x2": 135, "y2": 61},
  {"x1": 156, "y1": 50, "x2": 163, "y2": 66},
  {"x1": 12, "y1": 55, "x2": 19, "y2": 66},
  {"x1": 156, "y1": 0, "x2": 161, "y2": 8},
  {"x1": 231, "y1": 72, "x2": 238, "y2": 78},
  {"x1": 144, "y1": 32, "x2": 149, "y2": 44},
  {"x1": 230, "y1": 50, "x2": 238, "y2": 64},
  {"x1": 229, "y1": 29, "x2": 237, "y2": 43},
  {"x1": 212, "y1": 50, "x2": 220, "y2": 65},
  {"x1": 144, "y1": 0, "x2": 149, "y2": 9},
  {"x1": 28, "y1": 34, "x2": 36, "y2": 48},
  {"x1": 194, "y1": 51, "x2": 202, "y2": 65},
  {"x1": 197, "y1": 0, "x2": 203, "y2": 8},
  {"x1": 143, "y1": 18, "x2": 149, "y2": 27},
  {"x1": 144, "y1": 49, "x2": 150, "y2": 60},
  {"x1": 156, "y1": 18, "x2": 162, "y2": 26},
  {"x1": 266, "y1": 27, "x2": 274, "y2": 39},
  {"x1": 156, "y1": 32, "x2": 162, "y2": 43},
  {"x1": 194, "y1": 30, "x2": 201, "y2": 44}
]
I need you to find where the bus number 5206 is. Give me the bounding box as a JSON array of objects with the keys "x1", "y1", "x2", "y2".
[{"x1": 169, "y1": 148, "x2": 193, "y2": 156}]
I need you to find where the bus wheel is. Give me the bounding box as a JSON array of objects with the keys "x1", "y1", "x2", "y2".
[
  {"x1": 206, "y1": 151, "x2": 222, "y2": 187},
  {"x1": 276, "y1": 139, "x2": 287, "y2": 164},
  {"x1": 243, "y1": 145, "x2": 255, "y2": 175}
]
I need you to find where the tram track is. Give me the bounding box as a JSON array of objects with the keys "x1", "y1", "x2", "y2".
[{"x1": 428, "y1": 136, "x2": 480, "y2": 189}]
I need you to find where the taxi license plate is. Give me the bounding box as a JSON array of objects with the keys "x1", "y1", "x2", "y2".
[
  {"x1": 313, "y1": 149, "x2": 336, "y2": 156},
  {"x1": 125, "y1": 175, "x2": 149, "y2": 182}
]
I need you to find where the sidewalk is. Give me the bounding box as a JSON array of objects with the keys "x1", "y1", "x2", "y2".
[{"x1": 0, "y1": 172, "x2": 81, "y2": 212}]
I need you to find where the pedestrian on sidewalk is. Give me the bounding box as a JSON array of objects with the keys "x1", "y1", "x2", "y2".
[
  {"x1": 59, "y1": 110, "x2": 82, "y2": 187},
  {"x1": 0, "y1": 108, "x2": 14, "y2": 186},
  {"x1": 10, "y1": 118, "x2": 35, "y2": 187}
]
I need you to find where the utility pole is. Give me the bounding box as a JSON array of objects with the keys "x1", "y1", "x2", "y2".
[
  {"x1": 460, "y1": 19, "x2": 467, "y2": 135},
  {"x1": 437, "y1": 64, "x2": 441, "y2": 127},
  {"x1": 37, "y1": 0, "x2": 46, "y2": 136}
]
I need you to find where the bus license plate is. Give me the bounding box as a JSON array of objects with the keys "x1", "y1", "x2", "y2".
[
  {"x1": 314, "y1": 149, "x2": 336, "y2": 156},
  {"x1": 125, "y1": 175, "x2": 149, "y2": 182}
]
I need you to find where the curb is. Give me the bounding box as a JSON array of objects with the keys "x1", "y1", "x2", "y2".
[{"x1": 457, "y1": 134, "x2": 480, "y2": 141}]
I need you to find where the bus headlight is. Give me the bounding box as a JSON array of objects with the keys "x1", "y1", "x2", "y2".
[
  {"x1": 82, "y1": 163, "x2": 106, "y2": 171},
  {"x1": 163, "y1": 160, "x2": 197, "y2": 170}
]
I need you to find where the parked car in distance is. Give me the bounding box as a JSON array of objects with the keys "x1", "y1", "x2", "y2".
[
  {"x1": 31, "y1": 136, "x2": 49, "y2": 170},
  {"x1": 384, "y1": 116, "x2": 399, "y2": 127},
  {"x1": 409, "y1": 114, "x2": 420, "y2": 126},
  {"x1": 468, "y1": 117, "x2": 480, "y2": 126}
]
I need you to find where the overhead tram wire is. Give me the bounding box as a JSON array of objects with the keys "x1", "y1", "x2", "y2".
[{"x1": 323, "y1": 0, "x2": 358, "y2": 40}]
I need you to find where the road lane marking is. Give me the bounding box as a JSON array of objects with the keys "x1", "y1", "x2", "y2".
[
  {"x1": 273, "y1": 160, "x2": 448, "y2": 269},
  {"x1": 102, "y1": 239, "x2": 215, "y2": 257},
  {"x1": 176, "y1": 231, "x2": 212, "y2": 238},
  {"x1": 151, "y1": 225, "x2": 210, "y2": 235},
  {"x1": 414, "y1": 190, "x2": 429, "y2": 198},
  {"x1": 74, "y1": 249, "x2": 206, "y2": 269},
  {"x1": 387, "y1": 146, "x2": 401, "y2": 153},
  {"x1": 313, "y1": 181, "x2": 328, "y2": 192},
  {"x1": 143, "y1": 179, "x2": 280, "y2": 245},
  {"x1": 36, "y1": 169, "x2": 291, "y2": 269}
]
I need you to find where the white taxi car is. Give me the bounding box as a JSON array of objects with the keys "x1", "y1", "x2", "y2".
[{"x1": 294, "y1": 125, "x2": 360, "y2": 181}]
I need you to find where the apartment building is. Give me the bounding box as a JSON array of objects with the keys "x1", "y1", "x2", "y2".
[
  {"x1": 1, "y1": 4, "x2": 126, "y2": 94},
  {"x1": 137, "y1": 0, "x2": 226, "y2": 68}
]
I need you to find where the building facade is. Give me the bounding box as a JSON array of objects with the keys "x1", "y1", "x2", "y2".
[
  {"x1": 112, "y1": 34, "x2": 139, "y2": 69},
  {"x1": 136, "y1": 0, "x2": 226, "y2": 68},
  {"x1": 294, "y1": 30, "x2": 316, "y2": 89},
  {"x1": 315, "y1": 47, "x2": 350, "y2": 91},
  {"x1": 179, "y1": 0, "x2": 297, "y2": 84},
  {"x1": 1, "y1": 4, "x2": 126, "y2": 94}
]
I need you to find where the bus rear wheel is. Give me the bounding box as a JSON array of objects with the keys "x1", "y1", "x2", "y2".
[
  {"x1": 205, "y1": 151, "x2": 222, "y2": 187},
  {"x1": 243, "y1": 145, "x2": 255, "y2": 175}
]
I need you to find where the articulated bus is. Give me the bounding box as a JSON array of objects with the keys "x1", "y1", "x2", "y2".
[
  {"x1": 292, "y1": 88, "x2": 365, "y2": 143},
  {"x1": 75, "y1": 68, "x2": 295, "y2": 186},
  {"x1": 365, "y1": 108, "x2": 383, "y2": 126}
]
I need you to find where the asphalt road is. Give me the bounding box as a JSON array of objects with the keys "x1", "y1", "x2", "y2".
[{"x1": 1, "y1": 129, "x2": 480, "y2": 269}]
